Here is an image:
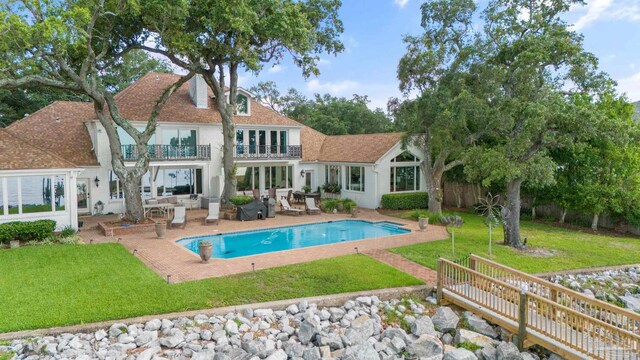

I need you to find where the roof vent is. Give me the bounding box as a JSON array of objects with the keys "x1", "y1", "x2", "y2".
[{"x1": 54, "y1": 116, "x2": 60, "y2": 123}]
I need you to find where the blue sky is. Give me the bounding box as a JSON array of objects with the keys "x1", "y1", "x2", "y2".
[{"x1": 236, "y1": 0, "x2": 640, "y2": 109}]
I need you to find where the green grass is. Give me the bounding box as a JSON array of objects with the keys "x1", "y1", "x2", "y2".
[
  {"x1": 392, "y1": 212, "x2": 640, "y2": 274},
  {"x1": 0, "y1": 244, "x2": 422, "y2": 333}
]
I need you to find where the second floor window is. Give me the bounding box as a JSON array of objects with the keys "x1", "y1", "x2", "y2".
[{"x1": 236, "y1": 94, "x2": 249, "y2": 115}]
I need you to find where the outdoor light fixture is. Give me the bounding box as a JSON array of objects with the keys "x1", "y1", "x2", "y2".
[
  {"x1": 94, "y1": 176, "x2": 100, "y2": 187},
  {"x1": 300, "y1": 170, "x2": 305, "y2": 178}
]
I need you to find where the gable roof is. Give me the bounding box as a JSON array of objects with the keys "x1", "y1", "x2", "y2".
[
  {"x1": 0, "y1": 129, "x2": 79, "y2": 170},
  {"x1": 7, "y1": 101, "x2": 99, "y2": 167},
  {"x1": 114, "y1": 72, "x2": 303, "y2": 127},
  {"x1": 309, "y1": 132, "x2": 405, "y2": 163}
]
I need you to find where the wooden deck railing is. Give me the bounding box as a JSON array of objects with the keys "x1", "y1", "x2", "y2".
[
  {"x1": 437, "y1": 257, "x2": 640, "y2": 360},
  {"x1": 468, "y1": 255, "x2": 640, "y2": 335}
]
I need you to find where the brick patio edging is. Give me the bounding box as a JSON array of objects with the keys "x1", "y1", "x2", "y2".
[{"x1": 0, "y1": 285, "x2": 432, "y2": 341}]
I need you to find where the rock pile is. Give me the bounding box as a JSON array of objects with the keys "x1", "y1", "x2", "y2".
[
  {"x1": 551, "y1": 266, "x2": 640, "y2": 311},
  {"x1": 1, "y1": 295, "x2": 563, "y2": 360}
]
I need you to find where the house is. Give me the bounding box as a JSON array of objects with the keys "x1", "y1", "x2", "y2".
[{"x1": 2, "y1": 73, "x2": 426, "y2": 229}]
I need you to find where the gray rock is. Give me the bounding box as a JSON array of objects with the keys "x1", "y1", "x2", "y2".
[
  {"x1": 407, "y1": 334, "x2": 443, "y2": 358},
  {"x1": 266, "y1": 349, "x2": 288, "y2": 360},
  {"x1": 227, "y1": 348, "x2": 255, "y2": 360},
  {"x1": 161, "y1": 319, "x2": 173, "y2": 330},
  {"x1": 254, "y1": 308, "x2": 274, "y2": 317},
  {"x1": 411, "y1": 315, "x2": 436, "y2": 336},
  {"x1": 344, "y1": 342, "x2": 380, "y2": 360},
  {"x1": 298, "y1": 318, "x2": 320, "y2": 345},
  {"x1": 345, "y1": 315, "x2": 375, "y2": 344},
  {"x1": 302, "y1": 346, "x2": 322, "y2": 360},
  {"x1": 520, "y1": 353, "x2": 536, "y2": 360},
  {"x1": 480, "y1": 344, "x2": 497, "y2": 360},
  {"x1": 117, "y1": 334, "x2": 135, "y2": 344},
  {"x1": 109, "y1": 323, "x2": 127, "y2": 337},
  {"x1": 317, "y1": 334, "x2": 343, "y2": 350},
  {"x1": 444, "y1": 347, "x2": 477, "y2": 360},
  {"x1": 159, "y1": 328, "x2": 185, "y2": 348},
  {"x1": 329, "y1": 307, "x2": 345, "y2": 322},
  {"x1": 94, "y1": 329, "x2": 107, "y2": 341},
  {"x1": 463, "y1": 312, "x2": 498, "y2": 338},
  {"x1": 286, "y1": 304, "x2": 300, "y2": 315},
  {"x1": 455, "y1": 329, "x2": 497, "y2": 349},
  {"x1": 356, "y1": 296, "x2": 372, "y2": 306},
  {"x1": 496, "y1": 342, "x2": 522, "y2": 360},
  {"x1": 225, "y1": 319, "x2": 239, "y2": 335},
  {"x1": 432, "y1": 307, "x2": 459, "y2": 332},
  {"x1": 135, "y1": 331, "x2": 157, "y2": 346},
  {"x1": 191, "y1": 349, "x2": 216, "y2": 360},
  {"x1": 242, "y1": 308, "x2": 254, "y2": 318},
  {"x1": 242, "y1": 339, "x2": 267, "y2": 358},
  {"x1": 620, "y1": 295, "x2": 640, "y2": 311},
  {"x1": 136, "y1": 346, "x2": 160, "y2": 360}
]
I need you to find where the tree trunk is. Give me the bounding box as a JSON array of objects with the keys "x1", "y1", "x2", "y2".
[
  {"x1": 426, "y1": 169, "x2": 444, "y2": 214},
  {"x1": 531, "y1": 206, "x2": 536, "y2": 221},
  {"x1": 591, "y1": 214, "x2": 599, "y2": 232},
  {"x1": 120, "y1": 172, "x2": 145, "y2": 221},
  {"x1": 502, "y1": 178, "x2": 523, "y2": 248},
  {"x1": 220, "y1": 112, "x2": 237, "y2": 208},
  {"x1": 559, "y1": 208, "x2": 567, "y2": 224}
]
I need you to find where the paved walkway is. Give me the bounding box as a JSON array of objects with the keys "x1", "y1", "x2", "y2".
[
  {"x1": 364, "y1": 249, "x2": 438, "y2": 284},
  {"x1": 79, "y1": 209, "x2": 449, "y2": 282}
]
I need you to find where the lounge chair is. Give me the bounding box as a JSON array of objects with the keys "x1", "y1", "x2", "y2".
[
  {"x1": 204, "y1": 202, "x2": 220, "y2": 225},
  {"x1": 305, "y1": 197, "x2": 321, "y2": 215},
  {"x1": 280, "y1": 199, "x2": 304, "y2": 216},
  {"x1": 171, "y1": 206, "x2": 187, "y2": 228}
]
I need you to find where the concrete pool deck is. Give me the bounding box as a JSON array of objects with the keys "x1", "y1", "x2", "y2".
[{"x1": 79, "y1": 209, "x2": 448, "y2": 282}]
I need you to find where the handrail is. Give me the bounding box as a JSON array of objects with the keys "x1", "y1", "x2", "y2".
[
  {"x1": 469, "y1": 255, "x2": 640, "y2": 333},
  {"x1": 121, "y1": 144, "x2": 211, "y2": 161},
  {"x1": 439, "y1": 257, "x2": 639, "y2": 359},
  {"x1": 233, "y1": 144, "x2": 302, "y2": 160}
]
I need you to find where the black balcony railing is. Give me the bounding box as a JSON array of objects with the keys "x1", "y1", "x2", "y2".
[
  {"x1": 233, "y1": 145, "x2": 302, "y2": 160},
  {"x1": 121, "y1": 144, "x2": 211, "y2": 161}
]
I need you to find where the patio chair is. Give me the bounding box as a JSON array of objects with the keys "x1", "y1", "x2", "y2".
[
  {"x1": 171, "y1": 206, "x2": 187, "y2": 229},
  {"x1": 305, "y1": 197, "x2": 321, "y2": 215},
  {"x1": 280, "y1": 199, "x2": 304, "y2": 216},
  {"x1": 252, "y1": 188, "x2": 260, "y2": 199},
  {"x1": 268, "y1": 187, "x2": 276, "y2": 199},
  {"x1": 204, "y1": 202, "x2": 220, "y2": 225}
]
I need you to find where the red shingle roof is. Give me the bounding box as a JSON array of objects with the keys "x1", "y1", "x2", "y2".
[
  {"x1": 312, "y1": 132, "x2": 404, "y2": 163},
  {"x1": 7, "y1": 101, "x2": 99, "y2": 166},
  {"x1": 0, "y1": 129, "x2": 79, "y2": 170}
]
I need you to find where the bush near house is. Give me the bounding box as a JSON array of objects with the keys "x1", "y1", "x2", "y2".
[
  {"x1": 320, "y1": 198, "x2": 357, "y2": 213},
  {"x1": 0, "y1": 220, "x2": 56, "y2": 243},
  {"x1": 229, "y1": 195, "x2": 254, "y2": 206},
  {"x1": 381, "y1": 192, "x2": 428, "y2": 210}
]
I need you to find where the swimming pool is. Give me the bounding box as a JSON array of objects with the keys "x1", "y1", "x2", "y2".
[{"x1": 176, "y1": 220, "x2": 410, "y2": 259}]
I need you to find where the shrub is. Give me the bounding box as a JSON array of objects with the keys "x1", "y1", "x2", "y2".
[
  {"x1": 401, "y1": 210, "x2": 446, "y2": 224},
  {"x1": 0, "y1": 220, "x2": 57, "y2": 243},
  {"x1": 322, "y1": 183, "x2": 341, "y2": 194},
  {"x1": 319, "y1": 198, "x2": 357, "y2": 213},
  {"x1": 229, "y1": 195, "x2": 254, "y2": 206},
  {"x1": 381, "y1": 192, "x2": 428, "y2": 210},
  {"x1": 60, "y1": 225, "x2": 76, "y2": 237}
]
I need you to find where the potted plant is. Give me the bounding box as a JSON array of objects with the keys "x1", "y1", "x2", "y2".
[
  {"x1": 199, "y1": 241, "x2": 213, "y2": 263},
  {"x1": 155, "y1": 221, "x2": 166, "y2": 239},
  {"x1": 418, "y1": 217, "x2": 429, "y2": 231},
  {"x1": 302, "y1": 185, "x2": 312, "y2": 194}
]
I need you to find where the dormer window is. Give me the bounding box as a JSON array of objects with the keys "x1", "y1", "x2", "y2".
[{"x1": 236, "y1": 93, "x2": 249, "y2": 115}]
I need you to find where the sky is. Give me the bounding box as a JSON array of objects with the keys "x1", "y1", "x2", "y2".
[{"x1": 235, "y1": 0, "x2": 640, "y2": 110}]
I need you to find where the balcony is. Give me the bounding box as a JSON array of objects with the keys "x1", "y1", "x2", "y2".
[
  {"x1": 121, "y1": 144, "x2": 211, "y2": 161},
  {"x1": 233, "y1": 145, "x2": 302, "y2": 160}
]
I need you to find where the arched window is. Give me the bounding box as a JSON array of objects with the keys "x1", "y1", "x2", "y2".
[{"x1": 391, "y1": 151, "x2": 418, "y2": 162}]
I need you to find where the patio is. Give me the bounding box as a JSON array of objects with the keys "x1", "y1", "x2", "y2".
[{"x1": 79, "y1": 208, "x2": 448, "y2": 282}]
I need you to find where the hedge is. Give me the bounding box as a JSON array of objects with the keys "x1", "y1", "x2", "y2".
[
  {"x1": 380, "y1": 192, "x2": 428, "y2": 210},
  {"x1": 229, "y1": 195, "x2": 255, "y2": 206},
  {"x1": 0, "y1": 220, "x2": 57, "y2": 243}
]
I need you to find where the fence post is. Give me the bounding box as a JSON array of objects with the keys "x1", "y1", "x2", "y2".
[
  {"x1": 436, "y1": 258, "x2": 443, "y2": 304},
  {"x1": 469, "y1": 256, "x2": 476, "y2": 271},
  {"x1": 517, "y1": 287, "x2": 528, "y2": 351}
]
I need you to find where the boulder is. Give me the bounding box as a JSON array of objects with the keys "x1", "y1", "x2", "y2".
[
  {"x1": 463, "y1": 312, "x2": 498, "y2": 338},
  {"x1": 411, "y1": 315, "x2": 437, "y2": 337},
  {"x1": 455, "y1": 329, "x2": 498, "y2": 349},
  {"x1": 298, "y1": 318, "x2": 320, "y2": 345},
  {"x1": 241, "y1": 340, "x2": 267, "y2": 358},
  {"x1": 345, "y1": 315, "x2": 376, "y2": 345},
  {"x1": 496, "y1": 342, "x2": 523, "y2": 360},
  {"x1": 444, "y1": 347, "x2": 478, "y2": 360},
  {"x1": 407, "y1": 334, "x2": 444, "y2": 358},
  {"x1": 432, "y1": 307, "x2": 459, "y2": 332},
  {"x1": 620, "y1": 295, "x2": 640, "y2": 312},
  {"x1": 480, "y1": 344, "x2": 497, "y2": 360}
]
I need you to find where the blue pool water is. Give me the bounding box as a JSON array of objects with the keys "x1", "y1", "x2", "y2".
[{"x1": 177, "y1": 220, "x2": 409, "y2": 259}]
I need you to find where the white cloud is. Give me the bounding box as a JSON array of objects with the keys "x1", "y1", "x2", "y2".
[
  {"x1": 617, "y1": 71, "x2": 640, "y2": 101},
  {"x1": 571, "y1": 0, "x2": 640, "y2": 30},
  {"x1": 306, "y1": 79, "x2": 360, "y2": 95},
  {"x1": 268, "y1": 64, "x2": 285, "y2": 73},
  {"x1": 394, "y1": 0, "x2": 409, "y2": 8}
]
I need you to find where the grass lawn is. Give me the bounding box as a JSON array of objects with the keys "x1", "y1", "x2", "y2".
[
  {"x1": 391, "y1": 211, "x2": 640, "y2": 274},
  {"x1": 0, "y1": 243, "x2": 422, "y2": 333}
]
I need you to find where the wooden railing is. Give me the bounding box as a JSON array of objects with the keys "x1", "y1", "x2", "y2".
[
  {"x1": 437, "y1": 257, "x2": 640, "y2": 360},
  {"x1": 468, "y1": 255, "x2": 640, "y2": 335}
]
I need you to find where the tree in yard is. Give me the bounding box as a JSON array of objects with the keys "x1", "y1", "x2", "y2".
[
  {"x1": 394, "y1": 0, "x2": 489, "y2": 215},
  {"x1": 133, "y1": 0, "x2": 344, "y2": 207},
  {"x1": 460, "y1": 0, "x2": 610, "y2": 247},
  {"x1": 100, "y1": 49, "x2": 174, "y2": 92},
  {"x1": 0, "y1": 0, "x2": 193, "y2": 221}
]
